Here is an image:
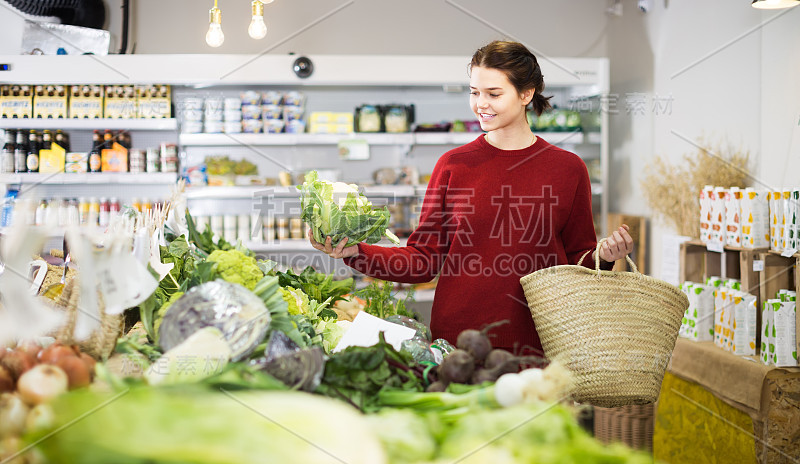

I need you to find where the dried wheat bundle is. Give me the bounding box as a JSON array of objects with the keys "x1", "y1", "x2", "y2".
[{"x1": 641, "y1": 137, "x2": 752, "y2": 237}]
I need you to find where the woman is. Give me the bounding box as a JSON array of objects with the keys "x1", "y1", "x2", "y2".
[{"x1": 309, "y1": 40, "x2": 633, "y2": 354}]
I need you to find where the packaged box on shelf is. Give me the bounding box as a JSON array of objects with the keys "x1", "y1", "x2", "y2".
[
  {"x1": 709, "y1": 187, "x2": 726, "y2": 249},
  {"x1": 309, "y1": 112, "x2": 354, "y2": 125},
  {"x1": 699, "y1": 185, "x2": 713, "y2": 243},
  {"x1": 724, "y1": 187, "x2": 742, "y2": 247},
  {"x1": 103, "y1": 85, "x2": 137, "y2": 119},
  {"x1": 769, "y1": 191, "x2": 783, "y2": 252},
  {"x1": 740, "y1": 188, "x2": 769, "y2": 249},
  {"x1": 39, "y1": 144, "x2": 66, "y2": 173},
  {"x1": 136, "y1": 84, "x2": 171, "y2": 118},
  {"x1": 0, "y1": 85, "x2": 33, "y2": 118},
  {"x1": 33, "y1": 85, "x2": 68, "y2": 118},
  {"x1": 101, "y1": 143, "x2": 128, "y2": 172},
  {"x1": 679, "y1": 282, "x2": 714, "y2": 342},
  {"x1": 69, "y1": 85, "x2": 104, "y2": 119},
  {"x1": 309, "y1": 122, "x2": 353, "y2": 134}
]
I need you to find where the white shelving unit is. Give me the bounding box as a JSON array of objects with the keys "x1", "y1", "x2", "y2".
[
  {"x1": 178, "y1": 131, "x2": 590, "y2": 148},
  {"x1": 0, "y1": 172, "x2": 177, "y2": 185},
  {"x1": 0, "y1": 118, "x2": 178, "y2": 131}
]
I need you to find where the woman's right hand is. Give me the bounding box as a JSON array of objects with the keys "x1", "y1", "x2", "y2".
[{"x1": 308, "y1": 229, "x2": 359, "y2": 259}]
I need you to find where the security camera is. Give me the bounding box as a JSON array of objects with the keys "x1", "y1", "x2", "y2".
[
  {"x1": 292, "y1": 56, "x2": 314, "y2": 79},
  {"x1": 638, "y1": 0, "x2": 651, "y2": 12}
]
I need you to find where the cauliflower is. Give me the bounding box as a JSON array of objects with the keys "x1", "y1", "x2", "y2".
[{"x1": 206, "y1": 249, "x2": 263, "y2": 290}]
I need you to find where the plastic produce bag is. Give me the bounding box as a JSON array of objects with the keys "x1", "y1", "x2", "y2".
[
  {"x1": 400, "y1": 337, "x2": 436, "y2": 364},
  {"x1": 385, "y1": 315, "x2": 431, "y2": 341},
  {"x1": 249, "y1": 331, "x2": 327, "y2": 391},
  {"x1": 158, "y1": 280, "x2": 271, "y2": 361}
]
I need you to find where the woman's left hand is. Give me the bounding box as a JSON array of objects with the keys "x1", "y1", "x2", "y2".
[{"x1": 598, "y1": 224, "x2": 634, "y2": 262}]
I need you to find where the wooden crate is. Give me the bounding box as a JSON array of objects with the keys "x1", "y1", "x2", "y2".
[
  {"x1": 678, "y1": 240, "x2": 763, "y2": 291},
  {"x1": 758, "y1": 251, "x2": 799, "y2": 360},
  {"x1": 607, "y1": 213, "x2": 647, "y2": 273}
]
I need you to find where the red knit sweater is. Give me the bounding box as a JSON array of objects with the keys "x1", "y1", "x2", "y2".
[{"x1": 344, "y1": 135, "x2": 609, "y2": 353}]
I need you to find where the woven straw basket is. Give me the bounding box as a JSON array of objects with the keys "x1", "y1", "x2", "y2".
[{"x1": 519, "y1": 241, "x2": 688, "y2": 407}]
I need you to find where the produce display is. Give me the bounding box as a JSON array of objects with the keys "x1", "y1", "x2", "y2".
[{"x1": 0, "y1": 201, "x2": 653, "y2": 463}]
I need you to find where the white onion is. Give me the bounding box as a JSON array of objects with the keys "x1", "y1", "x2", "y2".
[
  {"x1": 17, "y1": 365, "x2": 68, "y2": 406},
  {"x1": 493, "y1": 373, "x2": 526, "y2": 407}
]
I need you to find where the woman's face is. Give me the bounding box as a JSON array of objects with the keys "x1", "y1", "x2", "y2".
[{"x1": 469, "y1": 66, "x2": 533, "y2": 133}]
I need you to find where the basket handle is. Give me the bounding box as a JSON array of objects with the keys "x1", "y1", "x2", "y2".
[{"x1": 577, "y1": 238, "x2": 639, "y2": 276}]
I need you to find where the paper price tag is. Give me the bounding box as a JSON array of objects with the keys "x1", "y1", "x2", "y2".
[
  {"x1": 94, "y1": 249, "x2": 158, "y2": 315},
  {"x1": 706, "y1": 241, "x2": 724, "y2": 253},
  {"x1": 780, "y1": 248, "x2": 797, "y2": 258},
  {"x1": 752, "y1": 260, "x2": 765, "y2": 272},
  {"x1": 338, "y1": 139, "x2": 370, "y2": 160},
  {"x1": 333, "y1": 311, "x2": 416, "y2": 353}
]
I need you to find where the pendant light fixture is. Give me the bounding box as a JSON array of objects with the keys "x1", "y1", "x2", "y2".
[
  {"x1": 248, "y1": 0, "x2": 267, "y2": 39},
  {"x1": 205, "y1": 0, "x2": 225, "y2": 47},
  {"x1": 751, "y1": 0, "x2": 799, "y2": 9}
]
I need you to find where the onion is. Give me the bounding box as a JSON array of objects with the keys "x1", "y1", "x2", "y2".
[
  {"x1": 16, "y1": 365, "x2": 68, "y2": 406},
  {"x1": 493, "y1": 373, "x2": 526, "y2": 407},
  {"x1": 0, "y1": 393, "x2": 30, "y2": 437},
  {"x1": 56, "y1": 356, "x2": 91, "y2": 389},
  {"x1": 0, "y1": 366, "x2": 14, "y2": 394},
  {"x1": 37, "y1": 344, "x2": 76, "y2": 365},
  {"x1": 26, "y1": 403, "x2": 55, "y2": 433},
  {"x1": 0, "y1": 351, "x2": 37, "y2": 382}
]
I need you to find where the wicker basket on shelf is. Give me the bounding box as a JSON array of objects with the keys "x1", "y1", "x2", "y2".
[
  {"x1": 519, "y1": 240, "x2": 688, "y2": 408},
  {"x1": 593, "y1": 403, "x2": 655, "y2": 452},
  {"x1": 38, "y1": 263, "x2": 123, "y2": 360}
]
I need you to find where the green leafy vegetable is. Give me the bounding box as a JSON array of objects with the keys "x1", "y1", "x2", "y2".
[
  {"x1": 315, "y1": 333, "x2": 424, "y2": 412},
  {"x1": 276, "y1": 266, "x2": 354, "y2": 306},
  {"x1": 299, "y1": 171, "x2": 400, "y2": 248},
  {"x1": 356, "y1": 280, "x2": 416, "y2": 320}
]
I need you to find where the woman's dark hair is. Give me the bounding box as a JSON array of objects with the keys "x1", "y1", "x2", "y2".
[{"x1": 470, "y1": 40, "x2": 553, "y2": 116}]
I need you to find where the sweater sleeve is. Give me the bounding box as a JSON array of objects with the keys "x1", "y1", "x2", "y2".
[
  {"x1": 343, "y1": 155, "x2": 454, "y2": 283},
  {"x1": 560, "y1": 157, "x2": 614, "y2": 271}
]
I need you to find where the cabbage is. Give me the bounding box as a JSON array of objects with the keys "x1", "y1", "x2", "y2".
[{"x1": 299, "y1": 171, "x2": 400, "y2": 247}]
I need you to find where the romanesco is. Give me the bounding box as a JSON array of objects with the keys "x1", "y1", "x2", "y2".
[{"x1": 207, "y1": 249, "x2": 263, "y2": 290}]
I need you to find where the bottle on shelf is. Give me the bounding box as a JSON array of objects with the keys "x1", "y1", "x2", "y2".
[
  {"x1": 78, "y1": 197, "x2": 89, "y2": 226},
  {"x1": 98, "y1": 197, "x2": 110, "y2": 227},
  {"x1": 109, "y1": 197, "x2": 121, "y2": 222},
  {"x1": 89, "y1": 130, "x2": 102, "y2": 173},
  {"x1": 2, "y1": 130, "x2": 15, "y2": 174},
  {"x1": 88, "y1": 197, "x2": 100, "y2": 227},
  {"x1": 14, "y1": 130, "x2": 27, "y2": 173},
  {"x1": 34, "y1": 199, "x2": 47, "y2": 226},
  {"x1": 54, "y1": 129, "x2": 70, "y2": 152},
  {"x1": 103, "y1": 130, "x2": 113, "y2": 150},
  {"x1": 26, "y1": 130, "x2": 39, "y2": 173},
  {"x1": 41, "y1": 130, "x2": 52, "y2": 150}
]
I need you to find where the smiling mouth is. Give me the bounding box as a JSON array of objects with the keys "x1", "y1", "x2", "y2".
[{"x1": 478, "y1": 113, "x2": 496, "y2": 121}]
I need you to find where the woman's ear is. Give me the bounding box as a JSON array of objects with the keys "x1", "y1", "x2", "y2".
[{"x1": 521, "y1": 88, "x2": 535, "y2": 106}]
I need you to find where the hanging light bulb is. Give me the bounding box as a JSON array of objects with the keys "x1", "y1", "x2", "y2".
[
  {"x1": 248, "y1": 0, "x2": 267, "y2": 39},
  {"x1": 205, "y1": 0, "x2": 225, "y2": 47}
]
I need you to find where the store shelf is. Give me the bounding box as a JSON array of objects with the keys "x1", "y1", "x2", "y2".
[
  {"x1": 185, "y1": 184, "x2": 423, "y2": 200},
  {"x1": 179, "y1": 133, "x2": 415, "y2": 147},
  {"x1": 185, "y1": 185, "x2": 294, "y2": 199},
  {"x1": 246, "y1": 236, "x2": 409, "y2": 253},
  {"x1": 0, "y1": 118, "x2": 178, "y2": 131},
  {"x1": 179, "y1": 131, "x2": 594, "y2": 147},
  {"x1": 0, "y1": 172, "x2": 178, "y2": 185}
]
